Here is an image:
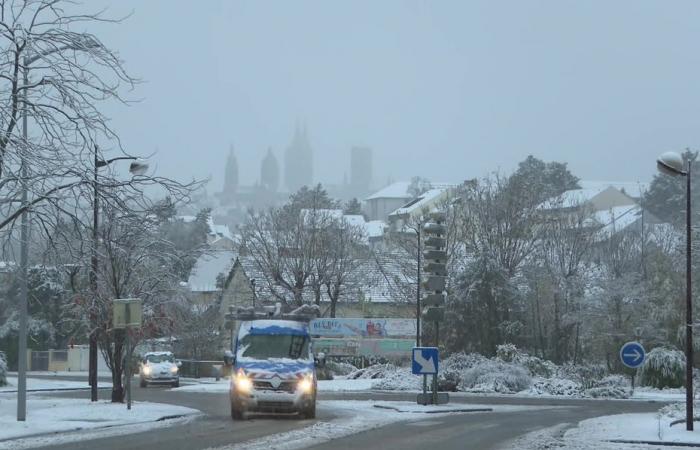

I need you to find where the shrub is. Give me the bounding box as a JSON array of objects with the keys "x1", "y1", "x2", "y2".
[
  {"x1": 639, "y1": 347, "x2": 685, "y2": 389},
  {"x1": 529, "y1": 378, "x2": 581, "y2": 397},
  {"x1": 460, "y1": 360, "x2": 532, "y2": 394},
  {"x1": 346, "y1": 363, "x2": 398, "y2": 380},
  {"x1": 496, "y1": 343, "x2": 519, "y2": 362},
  {"x1": 585, "y1": 386, "x2": 629, "y2": 399},
  {"x1": 326, "y1": 360, "x2": 358, "y2": 377},
  {"x1": 556, "y1": 363, "x2": 606, "y2": 390}
]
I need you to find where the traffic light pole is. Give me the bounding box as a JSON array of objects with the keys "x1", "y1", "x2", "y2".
[{"x1": 416, "y1": 225, "x2": 421, "y2": 347}]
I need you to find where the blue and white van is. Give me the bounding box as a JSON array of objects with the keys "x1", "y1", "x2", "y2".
[{"x1": 229, "y1": 318, "x2": 323, "y2": 420}]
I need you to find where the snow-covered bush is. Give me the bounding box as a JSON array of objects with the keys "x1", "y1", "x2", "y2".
[
  {"x1": 639, "y1": 347, "x2": 685, "y2": 389},
  {"x1": 346, "y1": 363, "x2": 398, "y2": 380},
  {"x1": 0, "y1": 351, "x2": 7, "y2": 387},
  {"x1": 528, "y1": 378, "x2": 581, "y2": 397},
  {"x1": 373, "y1": 367, "x2": 422, "y2": 391},
  {"x1": 326, "y1": 360, "x2": 357, "y2": 377},
  {"x1": 585, "y1": 386, "x2": 629, "y2": 399},
  {"x1": 496, "y1": 343, "x2": 519, "y2": 362},
  {"x1": 460, "y1": 360, "x2": 531, "y2": 393},
  {"x1": 494, "y1": 344, "x2": 555, "y2": 378},
  {"x1": 556, "y1": 363, "x2": 606, "y2": 389}
]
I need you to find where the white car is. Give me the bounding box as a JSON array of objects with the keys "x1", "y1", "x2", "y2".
[{"x1": 139, "y1": 351, "x2": 180, "y2": 388}]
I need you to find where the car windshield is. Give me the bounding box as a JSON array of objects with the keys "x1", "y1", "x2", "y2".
[
  {"x1": 146, "y1": 354, "x2": 174, "y2": 363},
  {"x1": 239, "y1": 334, "x2": 310, "y2": 360}
]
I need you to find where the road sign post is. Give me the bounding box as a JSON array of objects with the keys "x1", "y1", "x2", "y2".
[
  {"x1": 413, "y1": 347, "x2": 448, "y2": 405},
  {"x1": 113, "y1": 298, "x2": 142, "y2": 410},
  {"x1": 620, "y1": 341, "x2": 646, "y2": 396}
]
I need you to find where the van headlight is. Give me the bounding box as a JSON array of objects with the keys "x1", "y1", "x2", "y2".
[
  {"x1": 234, "y1": 369, "x2": 252, "y2": 393},
  {"x1": 142, "y1": 366, "x2": 152, "y2": 376},
  {"x1": 298, "y1": 374, "x2": 314, "y2": 394},
  {"x1": 170, "y1": 366, "x2": 178, "y2": 374}
]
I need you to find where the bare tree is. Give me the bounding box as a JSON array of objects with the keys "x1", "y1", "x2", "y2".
[{"x1": 50, "y1": 203, "x2": 185, "y2": 402}]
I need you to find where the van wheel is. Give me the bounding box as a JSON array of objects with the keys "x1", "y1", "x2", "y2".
[
  {"x1": 140, "y1": 379, "x2": 147, "y2": 388},
  {"x1": 172, "y1": 380, "x2": 179, "y2": 388},
  {"x1": 231, "y1": 403, "x2": 244, "y2": 421},
  {"x1": 302, "y1": 403, "x2": 316, "y2": 419}
]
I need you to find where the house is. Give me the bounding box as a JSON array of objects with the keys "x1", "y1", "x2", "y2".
[
  {"x1": 364, "y1": 182, "x2": 413, "y2": 221},
  {"x1": 387, "y1": 188, "x2": 452, "y2": 232},
  {"x1": 185, "y1": 250, "x2": 237, "y2": 305}
]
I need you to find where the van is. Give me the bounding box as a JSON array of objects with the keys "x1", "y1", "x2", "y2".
[{"x1": 229, "y1": 318, "x2": 324, "y2": 420}]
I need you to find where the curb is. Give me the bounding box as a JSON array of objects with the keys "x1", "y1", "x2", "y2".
[
  {"x1": 0, "y1": 413, "x2": 197, "y2": 445},
  {"x1": 0, "y1": 387, "x2": 111, "y2": 394},
  {"x1": 609, "y1": 439, "x2": 700, "y2": 448},
  {"x1": 373, "y1": 404, "x2": 493, "y2": 414}
]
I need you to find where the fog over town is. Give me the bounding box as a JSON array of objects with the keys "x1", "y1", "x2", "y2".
[{"x1": 1, "y1": 2, "x2": 700, "y2": 450}]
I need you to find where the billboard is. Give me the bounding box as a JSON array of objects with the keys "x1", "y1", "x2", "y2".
[
  {"x1": 313, "y1": 338, "x2": 414, "y2": 358},
  {"x1": 309, "y1": 318, "x2": 417, "y2": 338}
]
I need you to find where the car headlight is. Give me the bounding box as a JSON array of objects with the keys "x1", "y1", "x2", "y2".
[
  {"x1": 142, "y1": 366, "x2": 152, "y2": 376},
  {"x1": 298, "y1": 374, "x2": 314, "y2": 394},
  {"x1": 170, "y1": 366, "x2": 178, "y2": 374},
  {"x1": 234, "y1": 369, "x2": 252, "y2": 393}
]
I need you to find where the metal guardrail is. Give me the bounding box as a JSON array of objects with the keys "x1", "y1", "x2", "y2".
[{"x1": 177, "y1": 359, "x2": 227, "y2": 379}]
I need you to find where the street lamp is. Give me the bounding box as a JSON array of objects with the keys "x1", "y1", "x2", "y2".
[
  {"x1": 89, "y1": 150, "x2": 149, "y2": 402},
  {"x1": 17, "y1": 36, "x2": 100, "y2": 422},
  {"x1": 657, "y1": 150, "x2": 694, "y2": 431}
]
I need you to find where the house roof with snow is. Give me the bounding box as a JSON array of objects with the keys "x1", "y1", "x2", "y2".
[
  {"x1": 186, "y1": 250, "x2": 237, "y2": 292},
  {"x1": 538, "y1": 185, "x2": 637, "y2": 212},
  {"x1": 579, "y1": 180, "x2": 648, "y2": 199},
  {"x1": 389, "y1": 188, "x2": 449, "y2": 219},
  {"x1": 207, "y1": 216, "x2": 233, "y2": 241},
  {"x1": 364, "y1": 220, "x2": 387, "y2": 239},
  {"x1": 365, "y1": 182, "x2": 413, "y2": 201}
]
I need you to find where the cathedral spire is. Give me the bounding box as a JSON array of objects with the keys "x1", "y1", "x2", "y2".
[
  {"x1": 261, "y1": 147, "x2": 279, "y2": 192},
  {"x1": 223, "y1": 144, "x2": 238, "y2": 196}
]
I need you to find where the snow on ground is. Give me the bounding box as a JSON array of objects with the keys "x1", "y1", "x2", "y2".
[
  {"x1": 506, "y1": 403, "x2": 700, "y2": 449},
  {"x1": 1, "y1": 376, "x2": 112, "y2": 392},
  {"x1": 631, "y1": 387, "x2": 686, "y2": 401},
  {"x1": 208, "y1": 400, "x2": 558, "y2": 450},
  {"x1": 0, "y1": 394, "x2": 200, "y2": 450}
]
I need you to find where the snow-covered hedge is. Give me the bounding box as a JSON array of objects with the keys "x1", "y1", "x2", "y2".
[
  {"x1": 460, "y1": 360, "x2": 532, "y2": 393},
  {"x1": 0, "y1": 352, "x2": 7, "y2": 387},
  {"x1": 639, "y1": 347, "x2": 685, "y2": 389},
  {"x1": 326, "y1": 361, "x2": 358, "y2": 377}
]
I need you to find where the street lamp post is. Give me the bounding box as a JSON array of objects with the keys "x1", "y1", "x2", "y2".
[
  {"x1": 17, "y1": 37, "x2": 99, "y2": 421},
  {"x1": 89, "y1": 150, "x2": 148, "y2": 401},
  {"x1": 657, "y1": 151, "x2": 695, "y2": 431}
]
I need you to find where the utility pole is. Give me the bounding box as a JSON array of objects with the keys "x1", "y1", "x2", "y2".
[
  {"x1": 89, "y1": 145, "x2": 99, "y2": 402},
  {"x1": 16, "y1": 56, "x2": 29, "y2": 422}
]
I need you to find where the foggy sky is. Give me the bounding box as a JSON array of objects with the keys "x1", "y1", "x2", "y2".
[{"x1": 93, "y1": 0, "x2": 700, "y2": 193}]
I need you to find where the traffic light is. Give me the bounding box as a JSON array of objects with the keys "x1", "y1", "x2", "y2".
[{"x1": 422, "y1": 211, "x2": 446, "y2": 322}]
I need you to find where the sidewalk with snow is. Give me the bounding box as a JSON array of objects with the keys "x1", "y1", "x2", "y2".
[
  {"x1": 0, "y1": 394, "x2": 200, "y2": 450},
  {"x1": 508, "y1": 402, "x2": 700, "y2": 449},
  {"x1": 1, "y1": 376, "x2": 113, "y2": 393}
]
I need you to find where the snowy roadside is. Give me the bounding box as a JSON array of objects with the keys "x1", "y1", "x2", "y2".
[
  {"x1": 0, "y1": 394, "x2": 201, "y2": 450},
  {"x1": 504, "y1": 403, "x2": 700, "y2": 449},
  {"x1": 172, "y1": 376, "x2": 687, "y2": 403},
  {"x1": 207, "y1": 400, "x2": 557, "y2": 450},
  {"x1": 0, "y1": 376, "x2": 112, "y2": 392}
]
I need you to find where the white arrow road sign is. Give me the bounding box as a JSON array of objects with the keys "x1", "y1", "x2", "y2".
[
  {"x1": 413, "y1": 349, "x2": 436, "y2": 373},
  {"x1": 623, "y1": 349, "x2": 642, "y2": 362}
]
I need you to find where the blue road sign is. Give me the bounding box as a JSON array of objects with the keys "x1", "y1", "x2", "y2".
[
  {"x1": 620, "y1": 341, "x2": 646, "y2": 369},
  {"x1": 412, "y1": 347, "x2": 439, "y2": 375}
]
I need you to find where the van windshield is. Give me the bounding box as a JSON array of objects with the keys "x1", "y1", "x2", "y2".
[{"x1": 239, "y1": 334, "x2": 310, "y2": 360}]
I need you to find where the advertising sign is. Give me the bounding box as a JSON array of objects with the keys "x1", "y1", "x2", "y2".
[
  {"x1": 313, "y1": 338, "x2": 414, "y2": 358},
  {"x1": 310, "y1": 318, "x2": 416, "y2": 338}
]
